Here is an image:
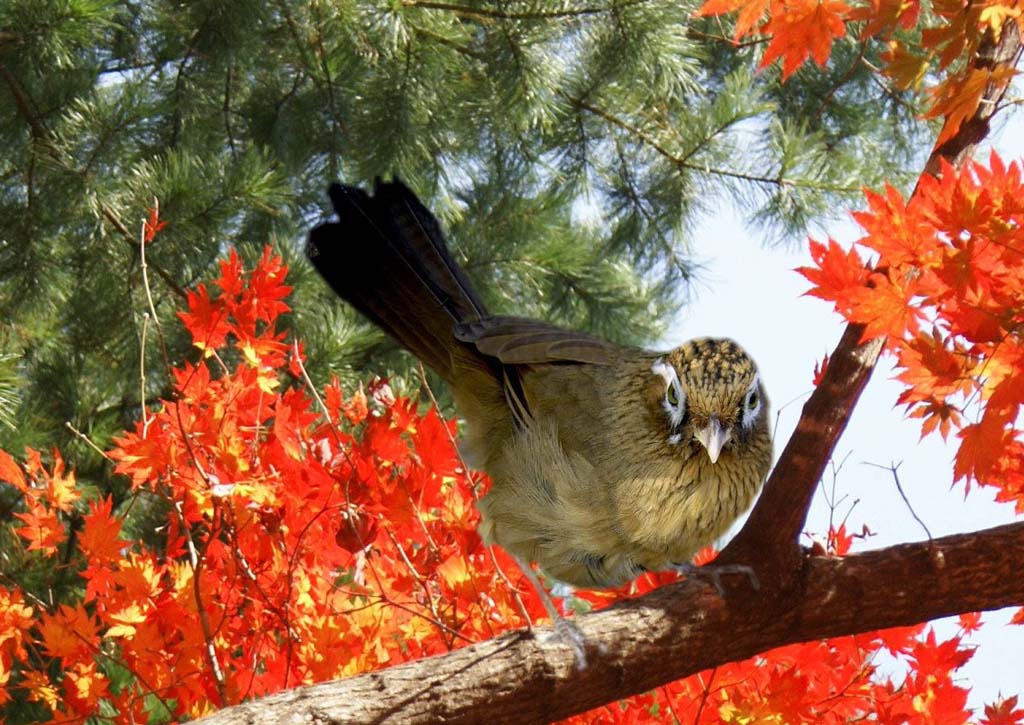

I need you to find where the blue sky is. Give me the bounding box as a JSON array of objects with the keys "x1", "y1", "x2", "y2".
[{"x1": 664, "y1": 105, "x2": 1024, "y2": 708}]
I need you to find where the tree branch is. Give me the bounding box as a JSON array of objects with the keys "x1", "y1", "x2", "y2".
[
  {"x1": 401, "y1": 0, "x2": 653, "y2": 22},
  {"x1": 200, "y1": 522, "x2": 1024, "y2": 724},
  {"x1": 566, "y1": 94, "x2": 861, "y2": 193}
]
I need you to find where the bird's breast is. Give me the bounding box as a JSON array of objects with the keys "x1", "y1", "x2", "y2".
[{"x1": 606, "y1": 448, "x2": 763, "y2": 568}]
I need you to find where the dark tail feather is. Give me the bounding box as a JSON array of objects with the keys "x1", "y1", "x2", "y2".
[{"x1": 307, "y1": 178, "x2": 488, "y2": 382}]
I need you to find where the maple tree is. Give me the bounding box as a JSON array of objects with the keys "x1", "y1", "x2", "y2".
[{"x1": 2, "y1": 3, "x2": 1024, "y2": 725}]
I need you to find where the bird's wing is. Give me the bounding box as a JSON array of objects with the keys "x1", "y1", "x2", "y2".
[{"x1": 454, "y1": 316, "x2": 615, "y2": 366}]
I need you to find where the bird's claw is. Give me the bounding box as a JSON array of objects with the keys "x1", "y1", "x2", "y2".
[
  {"x1": 544, "y1": 616, "x2": 589, "y2": 670},
  {"x1": 671, "y1": 562, "x2": 760, "y2": 596}
]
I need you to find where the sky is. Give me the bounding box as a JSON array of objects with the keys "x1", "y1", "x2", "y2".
[{"x1": 663, "y1": 108, "x2": 1024, "y2": 708}]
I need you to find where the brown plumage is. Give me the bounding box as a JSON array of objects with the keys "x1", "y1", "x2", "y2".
[{"x1": 308, "y1": 179, "x2": 772, "y2": 589}]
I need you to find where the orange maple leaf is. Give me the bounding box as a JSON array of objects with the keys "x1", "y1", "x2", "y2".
[
  {"x1": 78, "y1": 497, "x2": 125, "y2": 562},
  {"x1": 759, "y1": 0, "x2": 851, "y2": 79},
  {"x1": 847, "y1": 271, "x2": 924, "y2": 340},
  {"x1": 954, "y1": 418, "x2": 1011, "y2": 483},
  {"x1": 848, "y1": 0, "x2": 921, "y2": 36},
  {"x1": 0, "y1": 589, "x2": 34, "y2": 659},
  {"x1": 926, "y1": 66, "x2": 1018, "y2": 146},
  {"x1": 14, "y1": 506, "x2": 63, "y2": 554},
  {"x1": 22, "y1": 670, "x2": 60, "y2": 711},
  {"x1": 0, "y1": 448, "x2": 27, "y2": 491},
  {"x1": 696, "y1": 0, "x2": 771, "y2": 40},
  {"x1": 38, "y1": 603, "x2": 99, "y2": 660},
  {"x1": 797, "y1": 237, "x2": 870, "y2": 317},
  {"x1": 44, "y1": 450, "x2": 80, "y2": 513},
  {"x1": 880, "y1": 40, "x2": 931, "y2": 90}
]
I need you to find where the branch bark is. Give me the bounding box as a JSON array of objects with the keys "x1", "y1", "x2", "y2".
[
  {"x1": 201, "y1": 19, "x2": 1024, "y2": 725},
  {"x1": 201, "y1": 522, "x2": 1024, "y2": 724}
]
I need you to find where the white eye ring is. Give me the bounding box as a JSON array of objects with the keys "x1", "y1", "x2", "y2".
[
  {"x1": 652, "y1": 359, "x2": 686, "y2": 429},
  {"x1": 741, "y1": 374, "x2": 762, "y2": 429}
]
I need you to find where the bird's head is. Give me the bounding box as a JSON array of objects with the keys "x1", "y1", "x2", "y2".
[{"x1": 650, "y1": 338, "x2": 768, "y2": 464}]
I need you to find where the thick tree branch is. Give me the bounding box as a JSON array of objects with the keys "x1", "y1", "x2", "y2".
[{"x1": 201, "y1": 522, "x2": 1024, "y2": 724}]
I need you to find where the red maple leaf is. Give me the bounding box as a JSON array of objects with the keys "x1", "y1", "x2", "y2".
[
  {"x1": 143, "y1": 204, "x2": 167, "y2": 243},
  {"x1": 983, "y1": 696, "x2": 1024, "y2": 725},
  {"x1": 812, "y1": 353, "x2": 830, "y2": 386},
  {"x1": 78, "y1": 497, "x2": 125, "y2": 562},
  {"x1": 759, "y1": 0, "x2": 851, "y2": 79},
  {"x1": 695, "y1": 0, "x2": 770, "y2": 41}
]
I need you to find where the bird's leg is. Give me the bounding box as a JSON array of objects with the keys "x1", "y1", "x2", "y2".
[
  {"x1": 515, "y1": 557, "x2": 589, "y2": 669},
  {"x1": 670, "y1": 562, "x2": 760, "y2": 596}
]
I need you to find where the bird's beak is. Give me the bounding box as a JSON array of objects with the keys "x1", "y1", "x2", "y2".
[{"x1": 695, "y1": 416, "x2": 732, "y2": 464}]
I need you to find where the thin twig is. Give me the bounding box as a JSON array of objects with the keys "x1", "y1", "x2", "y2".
[
  {"x1": 140, "y1": 312, "x2": 151, "y2": 435},
  {"x1": 692, "y1": 665, "x2": 718, "y2": 724},
  {"x1": 63, "y1": 421, "x2": 113, "y2": 461},
  {"x1": 863, "y1": 460, "x2": 933, "y2": 541},
  {"x1": 568, "y1": 94, "x2": 860, "y2": 192}
]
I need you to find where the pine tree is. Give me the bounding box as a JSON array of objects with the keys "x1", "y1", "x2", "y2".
[{"x1": 1, "y1": 0, "x2": 929, "y2": 486}]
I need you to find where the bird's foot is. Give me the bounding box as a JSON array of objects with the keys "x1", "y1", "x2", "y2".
[
  {"x1": 512, "y1": 555, "x2": 592, "y2": 669},
  {"x1": 550, "y1": 581, "x2": 575, "y2": 601},
  {"x1": 543, "y1": 616, "x2": 589, "y2": 670},
  {"x1": 671, "y1": 562, "x2": 760, "y2": 596}
]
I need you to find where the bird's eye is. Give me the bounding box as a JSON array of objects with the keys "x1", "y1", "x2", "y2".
[
  {"x1": 740, "y1": 375, "x2": 762, "y2": 429},
  {"x1": 651, "y1": 359, "x2": 686, "y2": 430}
]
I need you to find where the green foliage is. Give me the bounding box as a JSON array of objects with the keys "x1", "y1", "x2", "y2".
[{"x1": 0, "y1": 0, "x2": 929, "y2": 465}]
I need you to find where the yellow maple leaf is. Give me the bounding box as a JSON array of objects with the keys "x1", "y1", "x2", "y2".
[
  {"x1": 979, "y1": 1, "x2": 1022, "y2": 39},
  {"x1": 926, "y1": 66, "x2": 1018, "y2": 145},
  {"x1": 106, "y1": 602, "x2": 148, "y2": 639},
  {"x1": 882, "y1": 40, "x2": 930, "y2": 90}
]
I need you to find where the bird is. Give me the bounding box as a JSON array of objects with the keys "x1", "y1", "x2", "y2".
[{"x1": 307, "y1": 178, "x2": 773, "y2": 654}]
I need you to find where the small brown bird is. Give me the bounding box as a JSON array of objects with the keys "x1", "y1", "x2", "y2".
[{"x1": 308, "y1": 178, "x2": 772, "y2": 598}]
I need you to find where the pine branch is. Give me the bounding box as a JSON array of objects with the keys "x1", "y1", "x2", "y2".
[
  {"x1": 0, "y1": 62, "x2": 188, "y2": 302},
  {"x1": 401, "y1": 0, "x2": 654, "y2": 22},
  {"x1": 567, "y1": 94, "x2": 861, "y2": 192}
]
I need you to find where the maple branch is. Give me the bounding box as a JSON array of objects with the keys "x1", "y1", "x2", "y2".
[
  {"x1": 719, "y1": 19, "x2": 1024, "y2": 575},
  {"x1": 199, "y1": 521, "x2": 1024, "y2": 724},
  {"x1": 927, "y1": 22, "x2": 1024, "y2": 174}
]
